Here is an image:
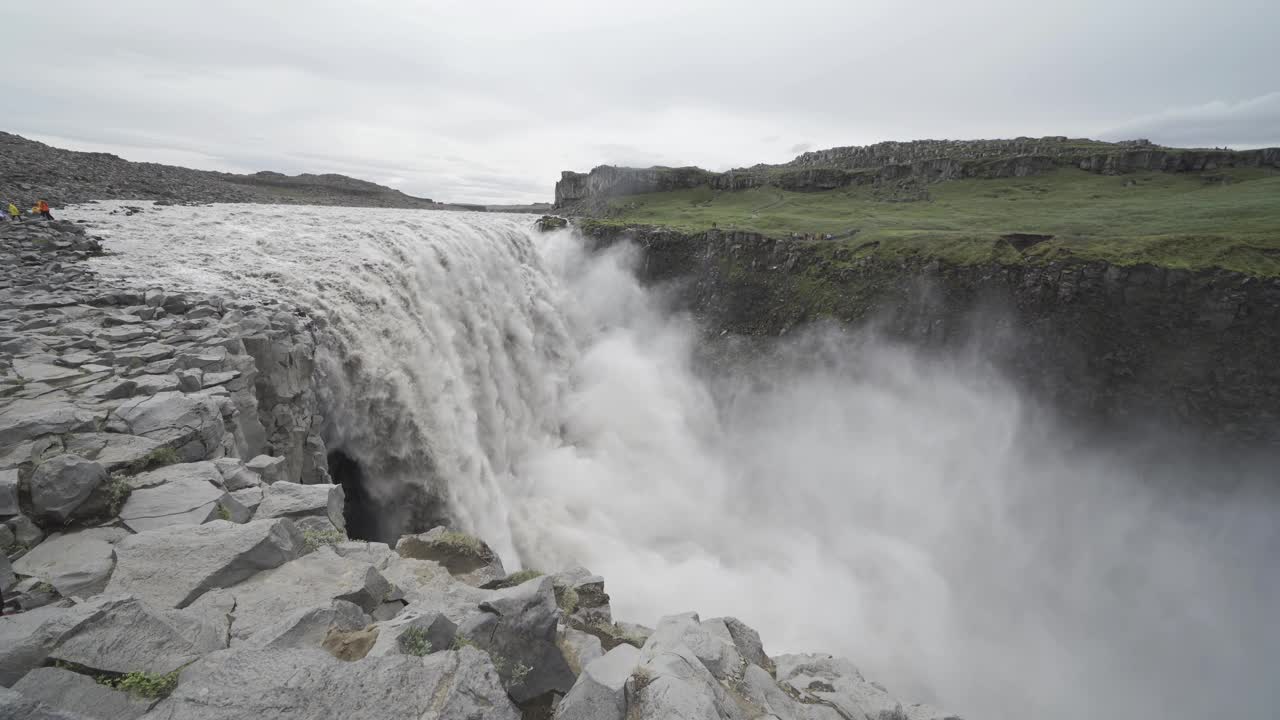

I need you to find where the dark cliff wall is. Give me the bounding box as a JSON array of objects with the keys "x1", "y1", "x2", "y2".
[
  {"x1": 555, "y1": 166, "x2": 718, "y2": 210},
  {"x1": 580, "y1": 224, "x2": 1280, "y2": 446}
]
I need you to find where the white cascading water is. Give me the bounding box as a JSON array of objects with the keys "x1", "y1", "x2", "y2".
[{"x1": 69, "y1": 201, "x2": 1279, "y2": 720}]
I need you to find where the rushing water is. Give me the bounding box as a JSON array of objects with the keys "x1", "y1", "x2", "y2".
[{"x1": 68, "y1": 201, "x2": 1280, "y2": 720}]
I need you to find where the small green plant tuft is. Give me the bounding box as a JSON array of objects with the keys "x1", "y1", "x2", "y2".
[
  {"x1": 397, "y1": 626, "x2": 432, "y2": 657},
  {"x1": 215, "y1": 504, "x2": 231, "y2": 521},
  {"x1": 139, "y1": 447, "x2": 181, "y2": 471},
  {"x1": 32, "y1": 581, "x2": 56, "y2": 594},
  {"x1": 105, "y1": 475, "x2": 132, "y2": 515},
  {"x1": 504, "y1": 569, "x2": 543, "y2": 586},
  {"x1": 436, "y1": 530, "x2": 486, "y2": 555},
  {"x1": 2, "y1": 541, "x2": 29, "y2": 557},
  {"x1": 630, "y1": 666, "x2": 656, "y2": 692},
  {"x1": 487, "y1": 652, "x2": 531, "y2": 685},
  {"x1": 580, "y1": 620, "x2": 645, "y2": 650},
  {"x1": 100, "y1": 670, "x2": 180, "y2": 699},
  {"x1": 510, "y1": 661, "x2": 532, "y2": 686},
  {"x1": 557, "y1": 586, "x2": 579, "y2": 615},
  {"x1": 452, "y1": 635, "x2": 476, "y2": 651},
  {"x1": 302, "y1": 528, "x2": 346, "y2": 553}
]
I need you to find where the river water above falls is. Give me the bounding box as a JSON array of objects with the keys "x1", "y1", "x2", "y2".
[{"x1": 65, "y1": 201, "x2": 1280, "y2": 720}]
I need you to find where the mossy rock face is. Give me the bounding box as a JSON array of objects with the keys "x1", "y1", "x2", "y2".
[
  {"x1": 395, "y1": 526, "x2": 505, "y2": 586},
  {"x1": 534, "y1": 215, "x2": 568, "y2": 232},
  {"x1": 483, "y1": 569, "x2": 544, "y2": 590}
]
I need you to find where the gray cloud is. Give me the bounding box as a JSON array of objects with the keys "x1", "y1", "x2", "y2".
[
  {"x1": 1100, "y1": 92, "x2": 1280, "y2": 149},
  {"x1": 1, "y1": 0, "x2": 1276, "y2": 203}
]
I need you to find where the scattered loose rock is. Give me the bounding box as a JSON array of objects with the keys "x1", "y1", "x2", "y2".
[
  {"x1": 395, "y1": 526, "x2": 505, "y2": 587},
  {"x1": 457, "y1": 574, "x2": 576, "y2": 703},
  {"x1": 104, "y1": 518, "x2": 304, "y2": 608},
  {"x1": 12, "y1": 667, "x2": 154, "y2": 720},
  {"x1": 253, "y1": 481, "x2": 345, "y2": 533},
  {"x1": 118, "y1": 462, "x2": 226, "y2": 532},
  {"x1": 29, "y1": 454, "x2": 108, "y2": 524},
  {"x1": 140, "y1": 646, "x2": 520, "y2": 720},
  {"x1": 10, "y1": 527, "x2": 125, "y2": 598}
]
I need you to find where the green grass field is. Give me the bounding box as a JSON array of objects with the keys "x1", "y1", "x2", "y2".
[{"x1": 595, "y1": 168, "x2": 1280, "y2": 276}]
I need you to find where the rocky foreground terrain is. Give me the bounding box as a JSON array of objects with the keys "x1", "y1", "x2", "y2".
[
  {"x1": 0, "y1": 219, "x2": 956, "y2": 719},
  {"x1": 0, "y1": 133, "x2": 485, "y2": 211}
]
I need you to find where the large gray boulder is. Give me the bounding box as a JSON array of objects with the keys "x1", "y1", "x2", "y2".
[
  {"x1": 0, "y1": 686, "x2": 97, "y2": 720},
  {"x1": 244, "y1": 454, "x2": 286, "y2": 485},
  {"x1": 552, "y1": 567, "x2": 612, "y2": 626},
  {"x1": 12, "y1": 359, "x2": 82, "y2": 383},
  {"x1": 107, "y1": 392, "x2": 224, "y2": 462},
  {"x1": 0, "y1": 601, "x2": 119, "y2": 685},
  {"x1": 119, "y1": 462, "x2": 226, "y2": 532},
  {"x1": 30, "y1": 454, "x2": 108, "y2": 523},
  {"x1": 555, "y1": 643, "x2": 640, "y2": 720},
  {"x1": 228, "y1": 487, "x2": 264, "y2": 515},
  {"x1": 47, "y1": 595, "x2": 227, "y2": 675},
  {"x1": 214, "y1": 492, "x2": 252, "y2": 524},
  {"x1": 366, "y1": 609, "x2": 456, "y2": 658},
  {"x1": 63, "y1": 433, "x2": 163, "y2": 473},
  {"x1": 395, "y1": 527, "x2": 504, "y2": 587},
  {"x1": 105, "y1": 519, "x2": 304, "y2": 608},
  {"x1": 558, "y1": 625, "x2": 605, "y2": 675},
  {"x1": 0, "y1": 399, "x2": 96, "y2": 448},
  {"x1": 11, "y1": 527, "x2": 127, "y2": 598},
  {"x1": 457, "y1": 574, "x2": 576, "y2": 703},
  {"x1": 141, "y1": 646, "x2": 519, "y2": 720},
  {"x1": 626, "y1": 674, "x2": 724, "y2": 720},
  {"x1": 735, "y1": 663, "x2": 844, "y2": 720},
  {"x1": 242, "y1": 599, "x2": 369, "y2": 651},
  {"x1": 188, "y1": 545, "x2": 390, "y2": 641},
  {"x1": 212, "y1": 458, "x2": 260, "y2": 491},
  {"x1": 719, "y1": 616, "x2": 774, "y2": 676},
  {"x1": 96, "y1": 327, "x2": 150, "y2": 343},
  {"x1": 618, "y1": 612, "x2": 749, "y2": 720},
  {"x1": 643, "y1": 612, "x2": 744, "y2": 683},
  {"x1": 774, "y1": 654, "x2": 953, "y2": 720},
  {"x1": 254, "y1": 481, "x2": 345, "y2": 532},
  {"x1": 114, "y1": 344, "x2": 174, "y2": 367},
  {"x1": 0, "y1": 469, "x2": 18, "y2": 517},
  {"x1": 6, "y1": 514, "x2": 44, "y2": 546},
  {"x1": 12, "y1": 666, "x2": 154, "y2": 720},
  {"x1": 380, "y1": 555, "x2": 493, "y2": 626}
]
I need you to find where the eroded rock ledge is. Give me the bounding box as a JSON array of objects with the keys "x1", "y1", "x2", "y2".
[
  {"x1": 1, "y1": 221, "x2": 959, "y2": 718},
  {"x1": 578, "y1": 223, "x2": 1280, "y2": 448}
]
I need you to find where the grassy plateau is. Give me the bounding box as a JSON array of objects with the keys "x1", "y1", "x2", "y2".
[{"x1": 595, "y1": 168, "x2": 1280, "y2": 276}]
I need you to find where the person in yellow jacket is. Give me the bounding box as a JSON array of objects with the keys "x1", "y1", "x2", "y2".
[{"x1": 6, "y1": 203, "x2": 19, "y2": 222}]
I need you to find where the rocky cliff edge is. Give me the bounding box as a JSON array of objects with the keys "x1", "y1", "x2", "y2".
[{"x1": 0, "y1": 220, "x2": 959, "y2": 719}]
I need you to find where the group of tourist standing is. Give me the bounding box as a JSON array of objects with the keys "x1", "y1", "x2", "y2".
[{"x1": 6, "y1": 199, "x2": 53, "y2": 221}]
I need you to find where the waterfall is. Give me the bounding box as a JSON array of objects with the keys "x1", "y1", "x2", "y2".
[{"x1": 71, "y1": 201, "x2": 1280, "y2": 720}]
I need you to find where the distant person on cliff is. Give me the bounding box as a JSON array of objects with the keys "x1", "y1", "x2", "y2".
[
  {"x1": 34, "y1": 199, "x2": 53, "y2": 220},
  {"x1": 6, "y1": 202, "x2": 19, "y2": 222}
]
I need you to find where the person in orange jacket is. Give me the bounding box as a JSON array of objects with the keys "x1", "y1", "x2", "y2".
[{"x1": 34, "y1": 199, "x2": 53, "y2": 220}]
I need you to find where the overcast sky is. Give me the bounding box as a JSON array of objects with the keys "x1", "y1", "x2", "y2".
[{"x1": 2, "y1": 0, "x2": 1277, "y2": 204}]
